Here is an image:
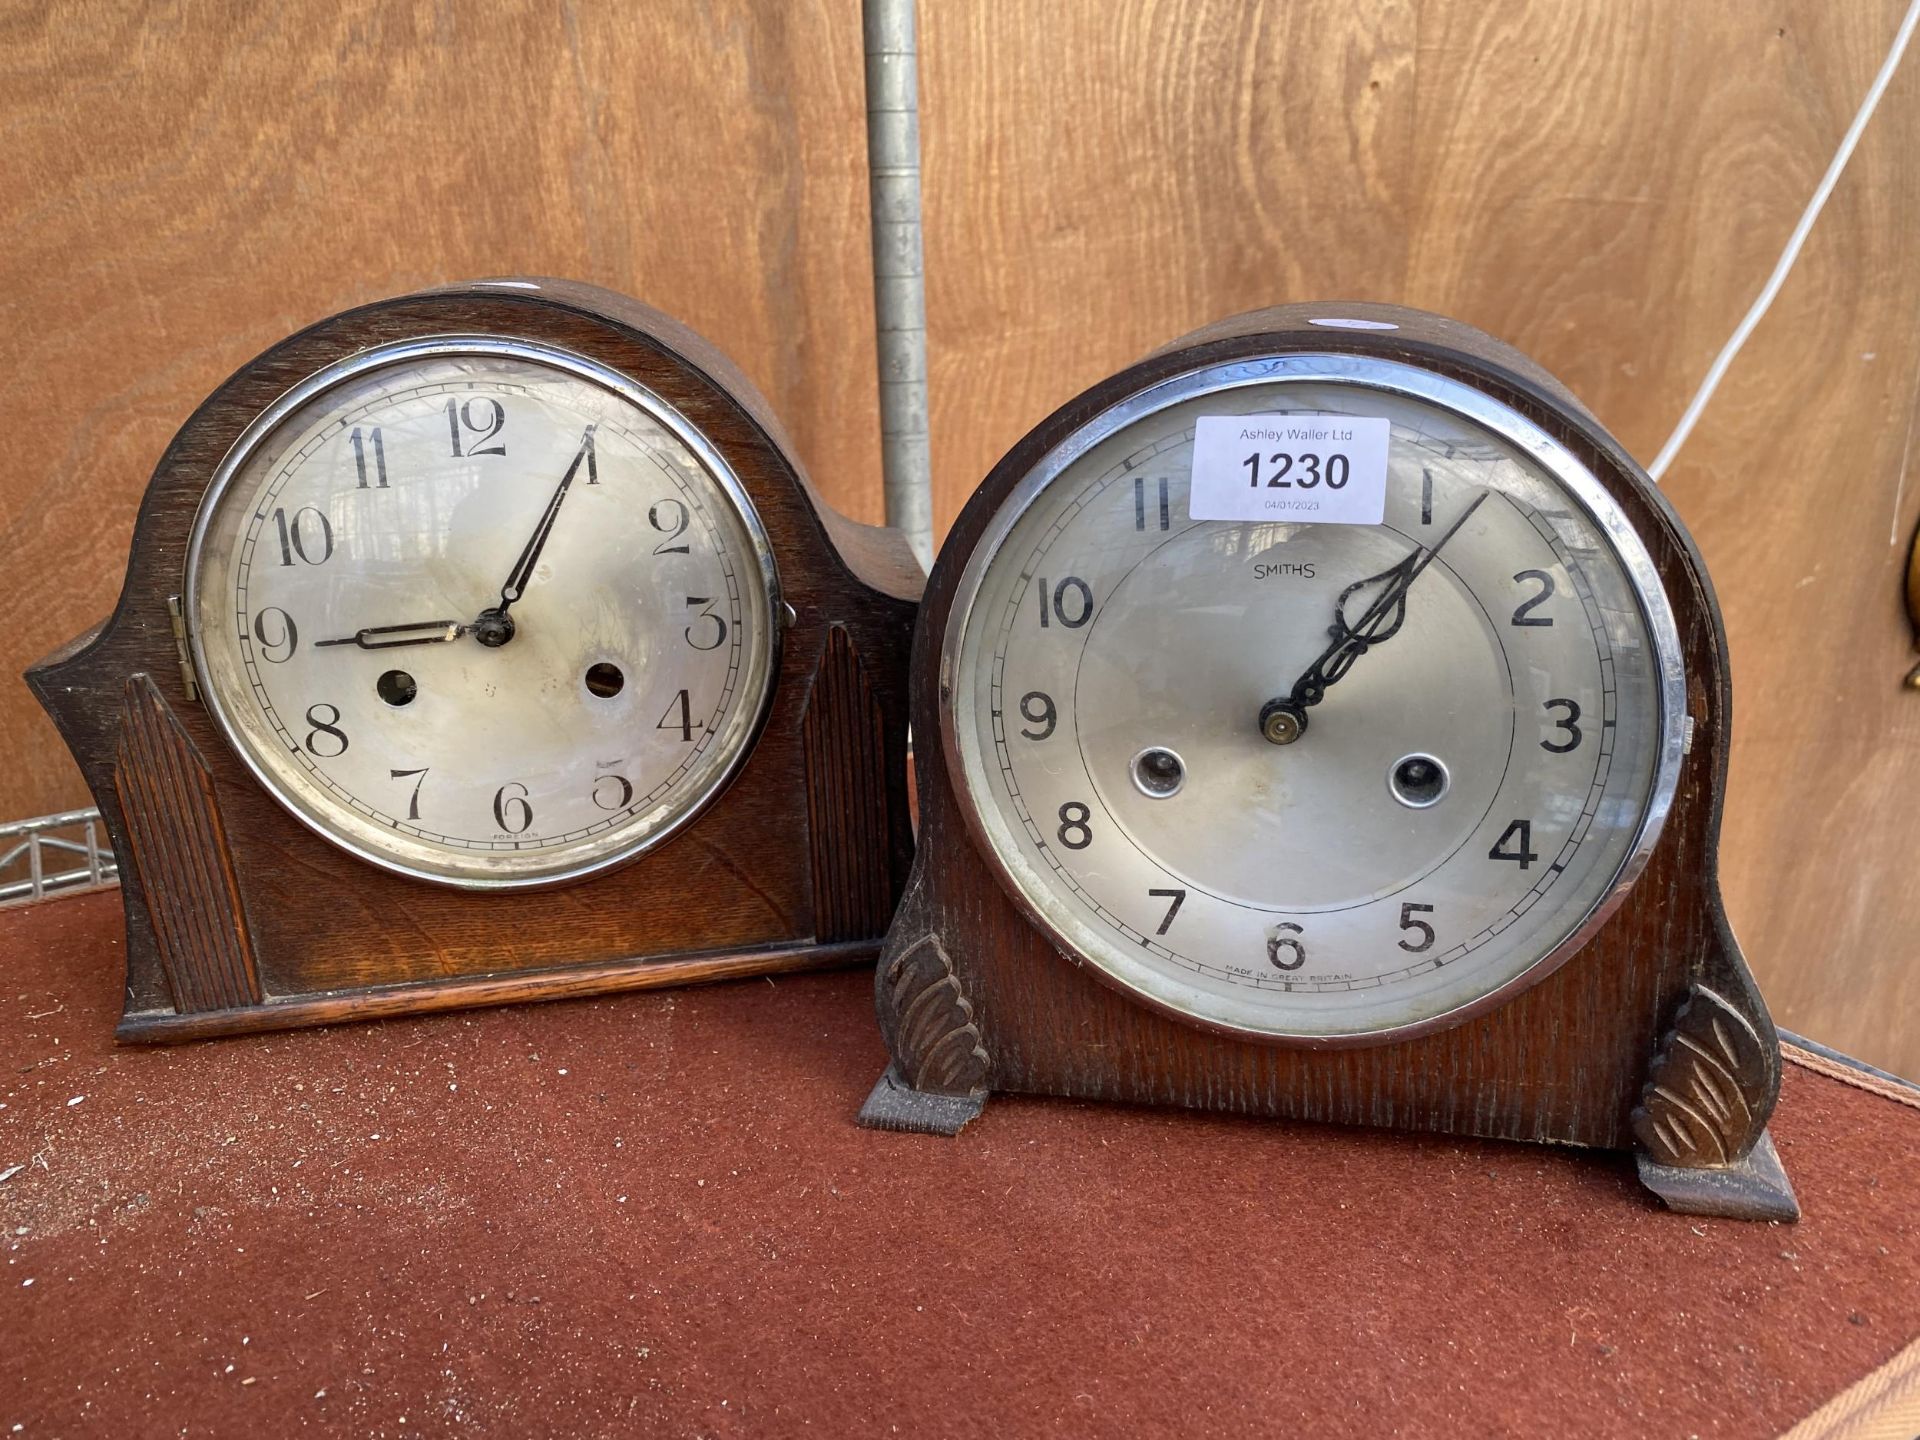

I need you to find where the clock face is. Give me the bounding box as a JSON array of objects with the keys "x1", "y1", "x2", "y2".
[
  {"x1": 941, "y1": 354, "x2": 1685, "y2": 1043},
  {"x1": 186, "y1": 337, "x2": 780, "y2": 889}
]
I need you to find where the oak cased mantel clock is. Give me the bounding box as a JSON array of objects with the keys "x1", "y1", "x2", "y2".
[
  {"x1": 859, "y1": 302, "x2": 1797, "y2": 1223},
  {"x1": 29, "y1": 279, "x2": 920, "y2": 1042}
]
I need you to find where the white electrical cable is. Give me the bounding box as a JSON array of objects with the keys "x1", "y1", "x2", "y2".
[{"x1": 1648, "y1": 0, "x2": 1920, "y2": 483}]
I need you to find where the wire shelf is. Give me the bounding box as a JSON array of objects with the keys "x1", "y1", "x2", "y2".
[{"x1": 0, "y1": 808, "x2": 119, "y2": 908}]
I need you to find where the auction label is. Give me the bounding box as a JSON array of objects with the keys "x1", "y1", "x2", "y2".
[{"x1": 1189, "y1": 414, "x2": 1390, "y2": 524}]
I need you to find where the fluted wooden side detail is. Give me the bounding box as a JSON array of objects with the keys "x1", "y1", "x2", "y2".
[
  {"x1": 113, "y1": 674, "x2": 260, "y2": 1012},
  {"x1": 802, "y1": 626, "x2": 892, "y2": 942}
]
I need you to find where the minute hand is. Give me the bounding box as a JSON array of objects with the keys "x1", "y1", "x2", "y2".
[
  {"x1": 495, "y1": 424, "x2": 597, "y2": 612},
  {"x1": 1263, "y1": 492, "x2": 1488, "y2": 740}
]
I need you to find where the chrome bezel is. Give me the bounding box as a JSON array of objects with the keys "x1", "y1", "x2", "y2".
[
  {"x1": 184, "y1": 335, "x2": 783, "y2": 892},
  {"x1": 938, "y1": 352, "x2": 1687, "y2": 1047}
]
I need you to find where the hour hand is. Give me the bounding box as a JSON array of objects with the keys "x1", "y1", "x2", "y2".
[
  {"x1": 1260, "y1": 491, "x2": 1488, "y2": 743},
  {"x1": 314, "y1": 619, "x2": 471, "y2": 651}
]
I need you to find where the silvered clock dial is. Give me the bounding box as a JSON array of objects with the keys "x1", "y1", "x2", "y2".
[
  {"x1": 863, "y1": 303, "x2": 1796, "y2": 1223},
  {"x1": 186, "y1": 338, "x2": 779, "y2": 890},
  {"x1": 942, "y1": 358, "x2": 1680, "y2": 1042}
]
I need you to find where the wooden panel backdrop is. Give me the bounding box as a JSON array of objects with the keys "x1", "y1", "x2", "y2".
[
  {"x1": 0, "y1": 0, "x2": 885, "y2": 804},
  {"x1": 4, "y1": 1, "x2": 1917, "y2": 1076}
]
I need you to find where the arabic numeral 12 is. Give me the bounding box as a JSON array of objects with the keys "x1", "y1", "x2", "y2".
[{"x1": 446, "y1": 397, "x2": 506, "y2": 457}]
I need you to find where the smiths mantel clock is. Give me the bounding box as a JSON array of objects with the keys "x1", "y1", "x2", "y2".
[
  {"x1": 30, "y1": 279, "x2": 919, "y2": 1041},
  {"x1": 860, "y1": 303, "x2": 1796, "y2": 1222}
]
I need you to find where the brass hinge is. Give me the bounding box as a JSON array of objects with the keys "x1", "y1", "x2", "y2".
[{"x1": 166, "y1": 595, "x2": 201, "y2": 703}]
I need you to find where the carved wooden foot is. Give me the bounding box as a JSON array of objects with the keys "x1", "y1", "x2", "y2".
[
  {"x1": 1637, "y1": 1130, "x2": 1799, "y2": 1222},
  {"x1": 1632, "y1": 984, "x2": 1799, "y2": 1222},
  {"x1": 859, "y1": 929, "x2": 992, "y2": 1136},
  {"x1": 858, "y1": 1062, "x2": 989, "y2": 1135}
]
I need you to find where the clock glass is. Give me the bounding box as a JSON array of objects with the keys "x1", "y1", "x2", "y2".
[
  {"x1": 941, "y1": 353, "x2": 1685, "y2": 1043},
  {"x1": 186, "y1": 337, "x2": 780, "y2": 889}
]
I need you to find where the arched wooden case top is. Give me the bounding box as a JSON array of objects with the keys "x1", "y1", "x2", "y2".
[
  {"x1": 29, "y1": 279, "x2": 921, "y2": 1042},
  {"x1": 860, "y1": 303, "x2": 1795, "y2": 1221}
]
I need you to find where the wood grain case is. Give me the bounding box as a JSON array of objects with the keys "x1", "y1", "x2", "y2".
[
  {"x1": 27, "y1": 279, "x2": 921, "y2": 1043},
  {"x1": 861, "y1": 303, "x2": 1796, "y2": 1220}
]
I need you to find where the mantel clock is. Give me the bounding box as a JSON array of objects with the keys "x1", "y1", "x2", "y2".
[
  {"x1": 31, "y1": 279, "x2": 920, "y2": 1042},
  {"x1": 859, "y1": 303, "x2": 1795, "y2": 1222}
]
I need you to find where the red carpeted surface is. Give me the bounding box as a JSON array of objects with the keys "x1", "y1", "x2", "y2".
[{"x1": 0, "y1": 890, "x2": 1915, "y2": 1438}]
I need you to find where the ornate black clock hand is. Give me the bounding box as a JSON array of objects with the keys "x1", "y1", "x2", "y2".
[
  {"x1": 314, "y1": 619, "x2": 472, "y2": 651},
  {"x1": 1259, "y1": 490, "x2": 1488, "y2": 744},
  {"x1": 471, "y1": 425, "x2": 597, "y2": 648}
]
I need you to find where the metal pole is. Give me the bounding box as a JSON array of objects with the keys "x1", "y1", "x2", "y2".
[{"x1": 862, "y1": 0, "x2": 934, "y2": 568}]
